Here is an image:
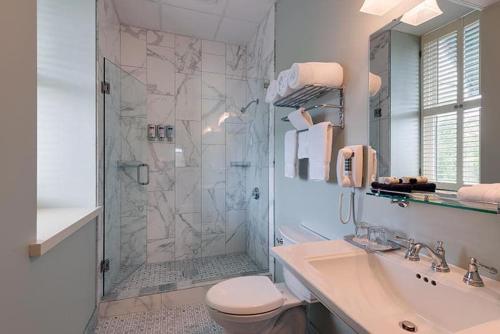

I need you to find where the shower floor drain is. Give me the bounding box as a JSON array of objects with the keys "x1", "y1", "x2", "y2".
[{"x1": 399, "y1": 320, "x2": 417, "y2": 332}]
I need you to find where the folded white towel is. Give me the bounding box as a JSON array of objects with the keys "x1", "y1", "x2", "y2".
[
  {"x1": 308, "y1": 122, "x2": 333, "y2": 181},
  {"x1": 287, "y1": 108, "x2": 313, "y2": 131},
  {"x1": 457, "y1": 184, "x2": 500, "y2": 203},
  {"x1": 265, "y1": 80, "x2": 279, "y2": 104},
  {"x1": 284, "y1": 130, "x2": 298, "y2": 178},
  {"x1": 277, "y1": 70, "x2": 295, "y2": 97},
  {"x1": 297, "y1": 131, "x2": 309, "y2": 159},
  {"x1": 288, "y1": 62, "x2": 344, "y2": 90}
]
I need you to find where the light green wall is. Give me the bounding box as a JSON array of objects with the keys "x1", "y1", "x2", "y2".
[{"x1": 0, "y1": 1, "x2": 97, "y2": 333}]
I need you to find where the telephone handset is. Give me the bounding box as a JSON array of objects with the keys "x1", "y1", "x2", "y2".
[
  {"x1": 367, "y1": 146, "x2": 378, "y2": 184},
  {"x1": 336, "y1": 145, "x2": 364, "y2": 188}
]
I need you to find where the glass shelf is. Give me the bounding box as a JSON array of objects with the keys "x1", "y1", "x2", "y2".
[{"x1": 367, "y1": 189, "x2": 500, "y2": 215}]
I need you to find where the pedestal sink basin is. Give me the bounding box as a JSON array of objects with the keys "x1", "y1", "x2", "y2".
[{"x1": 271, "y1": 240, "x2": 500, "y2": 334}]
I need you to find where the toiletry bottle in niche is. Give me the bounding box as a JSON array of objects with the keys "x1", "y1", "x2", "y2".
[
  {"x1": 148, "y1": 124, "x2": 157, "y2": 141},
  {"x1": 165, "y1": 125, "x2": 174, "y2": 142},
  {"x1": 157, "y1": 125, "x2": 166, "y2": 141}
]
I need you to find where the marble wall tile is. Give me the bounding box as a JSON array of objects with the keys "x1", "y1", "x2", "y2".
[
  {"x1": 225, "y1": 122, "x2": 248, "y2": 167},
  {"x1": 121, "y1": 25, "x2": 147, "y2": 68},
  {"x1": 175, "y1": 35, "x2": 202, "y2": 74},
  {"x1": 175, "y1": 73, "x2": 202, "y2": 121},
  {"x1": 122, "y1": 66, "x2": 147, "y2": 84},
  {"x1": 121, "y1": 72, "x2": 147, "y2": 117},
  {"x1": 202, "y1": 40, "x2": 225, "y2": 56},
  {"x1": 148, "y1": 143, "x2": 175, "y2": 191},
  {"x1": 147, "y1": 45, "x2": 176, "y2": 95},
  {"x1": 147, "y1": 94, "x2": 175, "y2": 126},
  {"x1": 175, "y1": 167, "x2": 201, "y2": 213},
  {"x1": 202, "y1": 187, "x2": 225, "y2": 235},
  {"x1": 202, "y1": 53, "x2": 225, "y2": 74},
  {"x1": 147, "y1": 191, "x2": 175, "y2": 240},
  {"x1": 226, "y1": 78, "x2": 248, "y2": 123},
  {"x1": 226, "y1": 167, "x2": 248, "y2": 211},
  {"x1": 175, "y1": 120, "x2": 201, "y2": 168},
  {"x1": 120, "y1": 168, "x2": 148, "y2": 217},
  {"x1": 226, "y1": 44, "x2": 246, "y2": 79},
  {"x1": 147, "y1": 238, "x2": 175, "y2": 263},
  {"x1": 202, "y1": 233, "x2": 226, "y2": 257},
  {"x1": 147, "y1": 30, "x2": 175, "y2": 48},
  {"x1": 226, "y1": 210, "x2": 248, "y2": 254},
  {"x1": 98, "y1": 0, "x2": 120, "y2": 65},
  {"x1": 175, "y1": 213, "x2": 202, "y2": 260},
  {"x1": 121, "y1": 216, "x2": 147, "y2": 267},
  {"x1": 120, "y1": 116, "x2": 147, "y2": 162},
  {"x1": 202, "y1": 99, "x2": 227, "y2": 145},
  {"x1": 202, "y1": 73, "x2": 226, "y2": 100}
]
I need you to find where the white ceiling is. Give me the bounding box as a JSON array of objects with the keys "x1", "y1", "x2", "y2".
[{"x1": 113, "y1": 0, "x2": 275, "y2": 45}]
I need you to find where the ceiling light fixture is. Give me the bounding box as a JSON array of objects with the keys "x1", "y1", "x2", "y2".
[
  {"x1": 360, "y1": 0, "x2": 404, "y2": 16},
  {"x1": 401, "y1": 0, "x2": 443, "y2": 26}
]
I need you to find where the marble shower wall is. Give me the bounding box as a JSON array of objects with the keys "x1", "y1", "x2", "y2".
[
  {"x1": 245, "y1": 7, "x2": 275, "y2": 270},
  {"x1": 120, "y1": 25, "x2": 261, "y2": 264}
]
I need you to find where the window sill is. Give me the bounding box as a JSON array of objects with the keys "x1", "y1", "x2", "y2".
[{"x1": 30, "y1": 207, "x2": 102, "y2": 257}]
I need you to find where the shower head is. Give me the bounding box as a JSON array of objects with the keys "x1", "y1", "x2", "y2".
[{"x1": 240, "y1": 99, "x2": 259, "y2": 113}]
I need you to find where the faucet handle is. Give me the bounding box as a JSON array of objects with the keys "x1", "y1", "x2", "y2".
[
  {"x1": 435, "y1": 241, "x2": 445, "y2": 255},
  {"x1": 464, "y1": 257, "x2": 498, "y2": 287}
]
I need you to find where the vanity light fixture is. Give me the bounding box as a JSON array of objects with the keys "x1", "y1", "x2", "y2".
[
  {"x1": 401, "y1": 0, "x2": 443, "y2": 26},
  {"x1": 360, "y1": 0, "x2": 404, "y2": 16}
]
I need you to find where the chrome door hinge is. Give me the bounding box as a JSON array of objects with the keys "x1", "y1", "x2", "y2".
[
  {"x1": 101, "y1": 81, "x2": 111, "y2": 95},
  {"x1": 100, "y1": 259, "x2": 110, "y2": 273}
]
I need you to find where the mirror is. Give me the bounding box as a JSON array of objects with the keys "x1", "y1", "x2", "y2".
[{"x1": 369, "y1": 0, "x2": 500, "y2": 196}]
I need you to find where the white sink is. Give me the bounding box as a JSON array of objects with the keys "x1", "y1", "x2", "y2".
[{"x1": 271, "y1": 240, "x2": 500, "y2": 334}]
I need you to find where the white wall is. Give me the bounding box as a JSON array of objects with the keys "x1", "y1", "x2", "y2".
[
  {"x1": 275, "y1": 0, "x2": 500, "y2": 274},
  {"x1": 37, "y1": 0, "x2": 96, "y2": 208},
  {"x1": 0, "y1": 1, "x2": 97, "y2": 332}
]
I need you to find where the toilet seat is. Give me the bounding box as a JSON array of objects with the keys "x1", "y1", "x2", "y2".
[{"x1": 206, "y1": 276, "x2": 285, "y2": 315}]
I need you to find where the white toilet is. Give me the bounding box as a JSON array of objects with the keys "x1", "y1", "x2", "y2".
[{"x1": 205, "y1": 224, "x2": 326, "y2": 334}]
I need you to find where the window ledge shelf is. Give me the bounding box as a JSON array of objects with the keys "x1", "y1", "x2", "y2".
[{"x1": 30, "y1": 207, "x2": 102, "y2": 257}]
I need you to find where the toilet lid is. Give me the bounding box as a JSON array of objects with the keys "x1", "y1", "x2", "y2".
[{"x1": 206, "y1": 276, "x2": 284, "y2": 315}]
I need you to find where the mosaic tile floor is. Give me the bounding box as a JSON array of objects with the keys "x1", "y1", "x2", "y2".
[
  {"x1": 105, "y1": 253, "x2": 265, "y2": 300},
  {"x1": 95, "y1": 304, "x2": 223, "y2": 334}
]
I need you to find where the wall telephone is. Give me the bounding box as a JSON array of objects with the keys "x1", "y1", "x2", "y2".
[{"x1": 336, "y1": 145, "x2": 364, "y2": 188}]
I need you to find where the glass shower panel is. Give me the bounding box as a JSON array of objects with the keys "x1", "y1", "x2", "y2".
[{"x1": 103, "y1": 59, "x2": 148, "y2": 296}]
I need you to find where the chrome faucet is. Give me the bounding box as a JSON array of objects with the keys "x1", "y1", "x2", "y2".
[
  {"x1": 463, "y1": 257, "x2": 498, "y2": 287},
  {"x1": 406, "y1": 240, "x2": 450, "y2": 273}
]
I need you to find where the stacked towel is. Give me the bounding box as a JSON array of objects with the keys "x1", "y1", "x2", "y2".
[
  {"x1": 287, "y1": 108, "x2": 313, "y2": 131},
  {"x1": 308, "y1": 122, "x2": 333, "y2": 181},
  {"x1": 277, "y1": 70, "x2": 295, "y2": 97},
  {"x1": 297, "y1": 131, "x2": 309, "y2": 159},
  {"x1": 265, "y1": 80, "x2": 279, "y2": 104},
  {"x1": 288, "y1": 62, "x2": 344, "y2": 90},
  {"x1": 378, "y1": 176, "x2": 401, "y2": 185},
  {"x1": 401, "y1": 176, "x2": 428, "y2": 184},
  {"x1": 457, "y1": 184, "x2": 500, "y2": 203},
  {"x1": 284, "y1": 130, "x2": 298, "y2": 178}
]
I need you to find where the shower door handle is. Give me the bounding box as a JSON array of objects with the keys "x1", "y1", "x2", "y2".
[{"x1": 137, "y1": 163, "x2": 150, "y2": 186}]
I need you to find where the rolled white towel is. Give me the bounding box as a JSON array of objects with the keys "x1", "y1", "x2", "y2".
[
  {"x1": 265, "y1": 80, "x2": 279, "y2": 104},
  {"x1": 457, "y1": 184, "x2": 500, "y2": 203},
  {"x1": 288, "y1": 62, "x2": 344, "y2": 90},
  {"x1": 287, "y1": 108, "x2": 313, "y2": 131},
  {"x1": 378, "y1": 176, "x2": 400, "y2": 185},
  {"x1": 277, "y1": 70, "x2": 295, "y2": 97}
]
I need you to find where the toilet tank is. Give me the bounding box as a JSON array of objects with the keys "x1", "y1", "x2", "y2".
[{"x1": 278, "y1": 224, "x2": 326, "y2": 303}]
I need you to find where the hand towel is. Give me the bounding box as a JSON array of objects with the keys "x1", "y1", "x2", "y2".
[
  {"x1": 277, "y1": 70, "x2": 295, "y2": 97},
  {"x1": 308, "y1": 122, "x2": 333, "y2": 181},
  {"x1": 297, "y1": 131, "x2": 309, "y2": 159},
  {"x1": 284, "y1": 130, "x2": 298, "y2": 178},
  {"x1": 288, "y1": 62, "x2": 344, "y2": 90},
  {"x1": 287, "y1": 108, "x2": 313, "y2": 131},
  {"x1": 457, "y1": 184, "x2": 500, "y2": 203},
  {"x1": 265, "y1": 80, "x2": 279, "y2": 104}
]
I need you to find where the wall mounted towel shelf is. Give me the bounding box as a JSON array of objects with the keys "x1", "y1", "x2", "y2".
[{"x1": 274, "y1": 85, "x2": 344, "y2": 129}]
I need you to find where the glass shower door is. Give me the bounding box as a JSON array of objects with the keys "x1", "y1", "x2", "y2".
[{"x1": 103, "y1": 59, "x2": 148, "y2": 297}]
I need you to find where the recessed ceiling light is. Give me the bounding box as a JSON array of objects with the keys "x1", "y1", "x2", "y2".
[
  {"x1": 360, "y1": 0, "x2": 405, "y2": 16},
  {"x1": 401, "y1": 0, "x2": 443, "y2": 26}
]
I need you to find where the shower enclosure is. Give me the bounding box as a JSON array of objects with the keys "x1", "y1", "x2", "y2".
[{"x1": 102, "y1": 54, "x2": 272, "y2": 300}]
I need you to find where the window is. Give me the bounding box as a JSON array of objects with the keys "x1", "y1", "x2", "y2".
[{"x1": 421, "y1": 13, "x2": 481, "y2": 190}]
